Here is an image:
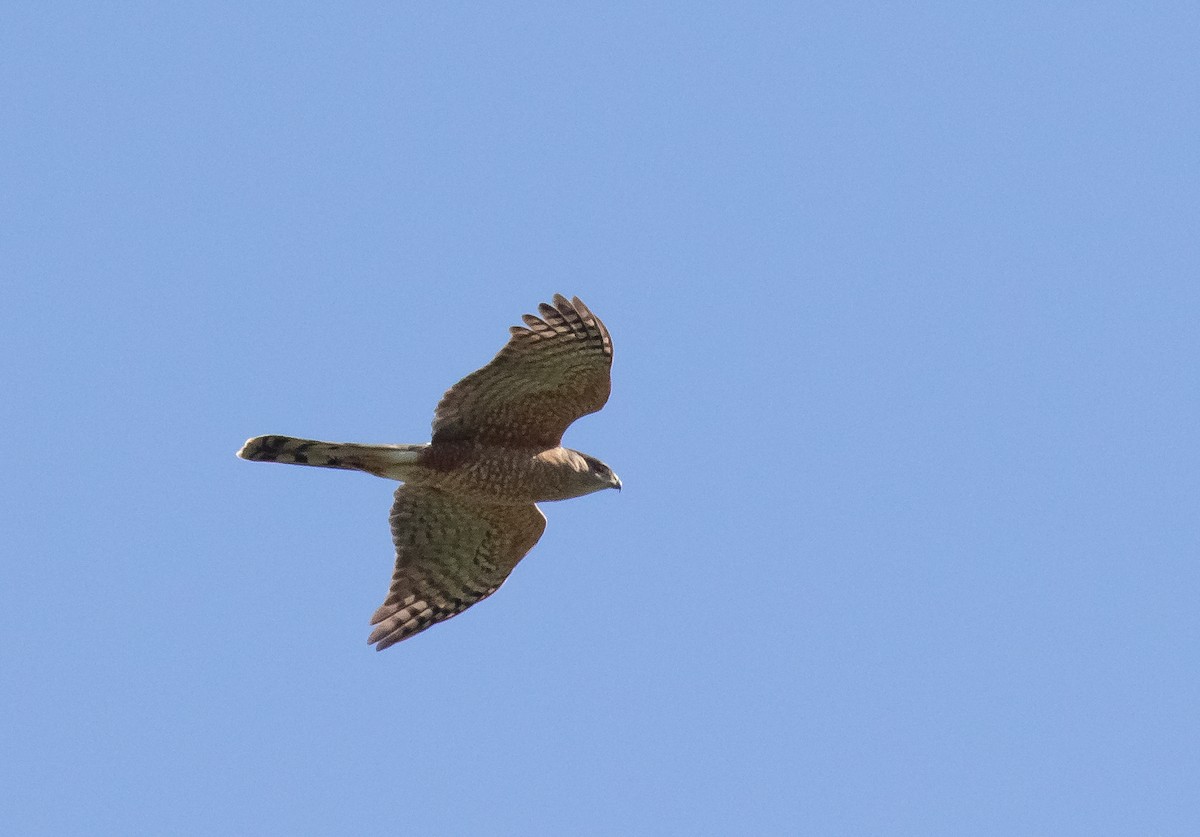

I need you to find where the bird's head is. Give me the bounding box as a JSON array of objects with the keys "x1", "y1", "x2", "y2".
[{"x1": 575, "y1": 452, "x2": 622, "y2": 494}]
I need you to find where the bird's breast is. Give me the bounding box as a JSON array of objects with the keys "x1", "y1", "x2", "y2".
[{"x1": 413, "y1": 443, "x2": 587, "y2": 503}]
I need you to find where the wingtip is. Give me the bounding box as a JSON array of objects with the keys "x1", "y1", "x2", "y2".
[{"x1": 369, "y1": 632, "x2": 399, "y2": 652}]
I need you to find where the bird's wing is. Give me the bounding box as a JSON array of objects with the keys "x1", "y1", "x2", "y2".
[
  {"x1": 430, "y1": 294, "x2": 613, "y2": 448},
  {"x1": 368, "y1": 486, "x2": 547, "y2": 650}
]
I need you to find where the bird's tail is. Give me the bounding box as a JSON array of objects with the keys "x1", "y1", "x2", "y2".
[{"x1": 237, "y1": 435, "x2": 426, "y2": 479}]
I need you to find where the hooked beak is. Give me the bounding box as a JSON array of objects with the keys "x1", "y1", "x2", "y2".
[{"x1": 612, "y1": 474, "x2": 622, "y2": 492}]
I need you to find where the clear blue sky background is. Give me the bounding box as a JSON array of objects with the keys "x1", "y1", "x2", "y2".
[{"x1": 3, "y1": 3, "x2": 1197, "y2": 835}]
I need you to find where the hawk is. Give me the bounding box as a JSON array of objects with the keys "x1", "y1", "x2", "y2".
[{"x1": 238, "y1": 294, "x2": 620, "y2": 650}]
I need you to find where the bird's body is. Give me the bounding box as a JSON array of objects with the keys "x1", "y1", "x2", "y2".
[
  {"x1": 238, "y1": 295, "x2": 619, "y2": 650},
  {"x1": 241, "y1": 436, "x2": 612, "y2": 504}
]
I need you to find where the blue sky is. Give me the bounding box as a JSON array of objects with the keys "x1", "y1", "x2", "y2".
[{"x1": 3, "y1": 3, "x2": 1198, "y2": 835}]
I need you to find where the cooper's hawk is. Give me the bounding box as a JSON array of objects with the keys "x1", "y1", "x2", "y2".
[{"x1": 238, "y1": 294, "x2": 620, "y2": 650}]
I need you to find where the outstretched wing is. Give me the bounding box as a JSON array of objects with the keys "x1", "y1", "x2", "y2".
[
  {"x1": 368, "y1": 486, "x2": 547, "y2": 650},
  {"x1": 431, "y1": 294, "x2": 613, "y2": 447}
]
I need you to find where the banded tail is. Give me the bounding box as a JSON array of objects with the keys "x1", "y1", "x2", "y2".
[{"x1": 237, "y1": 435, "x2": 426, "y2": 479}]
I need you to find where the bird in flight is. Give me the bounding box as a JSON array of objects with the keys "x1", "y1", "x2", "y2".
[{"x1": 238, "y1": 295, "x2": 620, "y2": 650}]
